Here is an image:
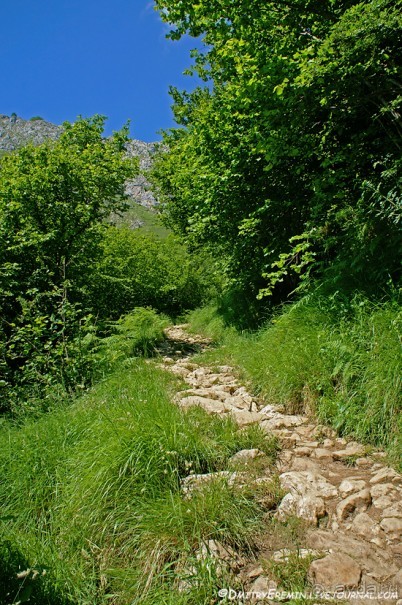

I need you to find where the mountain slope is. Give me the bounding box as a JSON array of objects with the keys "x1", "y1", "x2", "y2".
[{"x1": 0, "y1": 114, "x2": 158, "y2": 208}]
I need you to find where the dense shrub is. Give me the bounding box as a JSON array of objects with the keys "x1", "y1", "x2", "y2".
[{"x1": 88, "y1": 226, "x2": 220, "y2": 321}]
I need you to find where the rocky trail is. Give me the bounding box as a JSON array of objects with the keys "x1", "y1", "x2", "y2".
[{"x1": 157, "y1": 324, "x2": 402, "y2": 604}]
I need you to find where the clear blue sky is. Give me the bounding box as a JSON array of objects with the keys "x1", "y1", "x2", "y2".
[{"x1": 1, "y1": 0, "x2": 202, "y2": 142}]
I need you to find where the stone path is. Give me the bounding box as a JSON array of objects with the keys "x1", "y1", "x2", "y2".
[{"x1": 158, "y1": 325, "x2": 402, "y2": 604}]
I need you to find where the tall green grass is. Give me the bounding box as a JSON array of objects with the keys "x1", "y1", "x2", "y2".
[
  {"x1": 0, "y1": 358, "x2": 278, "y2": 604},
  {"x1": 188, "y1": 294, "x2": 402, "y2": 467}
]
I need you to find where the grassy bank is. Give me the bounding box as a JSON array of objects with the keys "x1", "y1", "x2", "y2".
[
  {"x1": 0, "y1": 352, "x2": 278, "y2": 604},
  {"x1": 187, "y1": 294, "x2": 402, "y2": 468}
]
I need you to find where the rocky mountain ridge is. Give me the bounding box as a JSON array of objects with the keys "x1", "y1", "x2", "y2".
[{"x1": 0, "y1": 114, "x2": 158, "y2": 208}]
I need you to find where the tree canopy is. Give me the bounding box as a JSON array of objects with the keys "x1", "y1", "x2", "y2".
[
  {"x1": 0, "y1": 116, "x2": 137, "y2": 401},
  {"x1": 152, "y1": 0, "x2": 402, "y2": 314}
]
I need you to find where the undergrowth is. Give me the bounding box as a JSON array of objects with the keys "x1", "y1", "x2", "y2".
[{"x1": 187, "y1": 293, "x2": 402, "y2": 468}]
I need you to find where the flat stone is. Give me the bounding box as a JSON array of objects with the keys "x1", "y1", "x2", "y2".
[
  {"x1": 299, "y1": 441, "x2": 320, "y2": 448},
  {"x1": 339, "y1": 479, "x2": 367, "y2": 498},
  {"x1": 192, "y1": 367, "x2": 213, "y2": 377},
  {"x1": 181, "y1": 471, "x2": 237, "y2": 496},
  {"x1": 373, "y1": 496, "x2": 395, "y2": 509},
  {"x1": 225, "y1": 395, "x2": 252, "y2": 410},
  {"x1": 260, "y1": 404, "x2": 282, "y2": 418},
  {"x1": 290, "y1": 458, "x2": 321, "y2": 472},
  {"x1": 209, "y1": 374, "x2": 237, "y2": 385},
  {"x1": 333, "y1": 444, "x2": 366, "y2": 460},
  {"x1": 337, "y1": 489, "x2": 372, "y2": 520},
  {"x1": 371, "y1": 451, "x2": 387, "y2": 459},
  {"x1": 294, "y1": 447, "x2": 312, "y2": 457},
  {"x1": 280, "y1": 433, "x2": 300, "y2": 447},
  {"x1": 179, "y1": 396, "x2": 233, "y2": 414},
  {"x1": 307, "y1": 529, "x2": 399, "y2": 579},
  {"x1": 308, "y1": 553, "x2": 362, "y2": 591},
  {"x1": 178, "y1": 388, "x2": 226, "y2": 401},
  {"x1": 371, "y1": 483, "x2": 397, "y2": 498},
  {"x1": 231, "y1": 410, "x2": 262, "y2": 426},
  {"x1": 229, "y1": 449, "x2": 265, "y2": 464},
  {"x1": 382, "y1": 502, "x2": 402, "y2": 518},
  {"x1": 272, "y1": 548, "x2": 320, "y2": 562},
  {"x1": 370, "y1": 467, "x2": 400, "y2": 485},
  {"x1": 351, "y1": 512, "x2": 378, "y2": 539},
  {"x1": 279, "y1": 471, "x2": 338, "y2": 499},
  {"x1": 263, "y1": 415, "x2": 306, "y2": 430},
  {"x1": 170, "y1": 366, "x2": 191, "y2": 378},
  {"x1": 296, "y1": 425, "x2": 317, "y2": 438},
  {"x1": 311, "y1": 448, "x2": 333, "y2": 460},
  {"x1": 180, "y1": 361, "x2": 198, "y2": 370},
  {"x1": 380, "y1": 517, "x2": 402, "y2": 541},
  {"x1": 372, "y1": 463, "x2": 384, "y2": 471},
  {"x1": 217, "y1": 365, "x2": 235, "y2": 373},
  {"x1": 355, "y1": 457, "x2": 372, "y2": 468}
]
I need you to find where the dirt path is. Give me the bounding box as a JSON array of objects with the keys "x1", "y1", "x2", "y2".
[{"x1": 158, "y1": 325, "x2": 402, "y2": 604}]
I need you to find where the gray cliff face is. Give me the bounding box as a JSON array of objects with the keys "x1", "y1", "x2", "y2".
[
  {"x1": 0, "y1": 115, "x2": 62, "y2": 150},
  {"x1": 0, "y1": 114, "x2": 158, "y2": 208},
  {"x1": 124, "y1": 139, "x2": 158, "y2": 208}
]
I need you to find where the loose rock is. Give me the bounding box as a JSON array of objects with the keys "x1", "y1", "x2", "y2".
[
  {"x1": 337, "y1": 489, "x2": 372, "y2": 521},
  {"x1": 308, "y1": 553, "x2": 362, "y2": 591}
]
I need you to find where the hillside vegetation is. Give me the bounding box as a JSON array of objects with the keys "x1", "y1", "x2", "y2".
[
  {"x1": 149, "y1": 0, "x2": 402, "y2": 459},
  {"x1": 0, "y1": 0, "x2": 401, "y2": 603}
]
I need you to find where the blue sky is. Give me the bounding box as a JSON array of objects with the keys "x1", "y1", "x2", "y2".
[{"x1": 1, "y1": 0, "x2": 202, "y2": 141}]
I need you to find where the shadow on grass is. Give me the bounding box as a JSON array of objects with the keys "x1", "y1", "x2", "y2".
[{"x1": 0, "y1": 541, "x2": 71, "y2": 605}]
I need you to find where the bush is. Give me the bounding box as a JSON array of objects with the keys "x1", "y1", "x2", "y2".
[
  {"x1": 0, "y1": 116, "x2": 136, "y2": 411},
  {"x1": 88, "y1": 227, "x2": 220, "y2": 320}
]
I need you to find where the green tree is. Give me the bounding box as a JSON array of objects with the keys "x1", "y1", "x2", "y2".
[
  {"x1": 0, "y1": 116, "x2": 137, "y2": 403},
  {"x1": 152, "y1": 0, "x2": 402, "y2": 315}
]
